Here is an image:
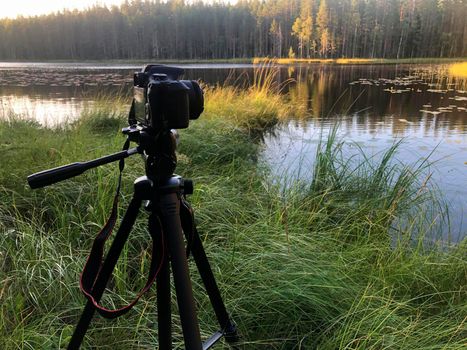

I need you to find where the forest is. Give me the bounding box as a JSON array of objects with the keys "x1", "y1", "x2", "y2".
[{"x1": 0, "y1": 0, "x2": 465, "y2": 60}]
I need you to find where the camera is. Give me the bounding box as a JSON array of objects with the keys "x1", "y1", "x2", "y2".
[{"x1": 130, "y1": 64, "x2": 204, "y2": 130}]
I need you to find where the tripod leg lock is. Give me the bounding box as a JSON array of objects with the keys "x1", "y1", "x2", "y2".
[{"x1": 134, "y1": 176, "x2": 154, "y2": 200}]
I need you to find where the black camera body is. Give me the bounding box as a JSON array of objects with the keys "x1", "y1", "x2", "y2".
[{"x1": 131, "y1": 64, "x2": 203, "y2": 130}]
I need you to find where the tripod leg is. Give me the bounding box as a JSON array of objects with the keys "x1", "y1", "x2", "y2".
[
  {"x1": 151, "y1": 213, "x2": 172, "y2": 349},
  {"x1": 181, "y1": 202, "x2": 239, "y2": 343},
  {"x1": 68, "y1": 184, "x2": 145, "y2": 349},
  {"x1": 157, "y1": 190, "x2": 203, "y2": 350}
]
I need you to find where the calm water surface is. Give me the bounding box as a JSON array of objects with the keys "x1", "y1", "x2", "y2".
[{"x1": 0, "y1": 62, "x2": 465, "y2": 239}]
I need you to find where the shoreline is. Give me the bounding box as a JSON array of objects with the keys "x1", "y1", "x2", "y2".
[{"x1": 0, "y1": 57, "x2": 465, "y2": 66}]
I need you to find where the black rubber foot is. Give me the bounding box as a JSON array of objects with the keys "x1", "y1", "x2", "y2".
[{"x1": 224, "y1": 321, "x2": 239, "y2": 343}]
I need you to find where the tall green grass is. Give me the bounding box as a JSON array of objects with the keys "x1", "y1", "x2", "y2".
[
  {"x1": 204, "y1": 63, "x2": 299, "y2": 132},
  {"x1": 0, "y1": 82, "x2": 465, "y2": 349}
]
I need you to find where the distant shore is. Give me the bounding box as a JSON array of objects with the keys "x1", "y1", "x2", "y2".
[
  {"x1": 254, "y1": 57, "x2": 467, "y2": 65},
  {"x1": 1, "y1": 57, "x2": 465, "y2": 65}
]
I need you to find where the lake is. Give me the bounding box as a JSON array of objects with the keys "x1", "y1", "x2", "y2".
[{"x1": 0, "y1": 62, "x2": 465, "y2": 240}]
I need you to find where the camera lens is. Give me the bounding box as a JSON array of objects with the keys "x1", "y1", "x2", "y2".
[{"x1": 181, "y1": 80, "x2": 204, "y2": 119}]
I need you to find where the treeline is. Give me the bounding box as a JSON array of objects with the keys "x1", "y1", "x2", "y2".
[{"x1": 0, "y1": 0, "x2": 465, "y2": 60}]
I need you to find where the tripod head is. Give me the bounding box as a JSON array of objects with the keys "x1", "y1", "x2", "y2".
[{"x1": 122, "y1": 124, "x2": 179, "y2": 181}]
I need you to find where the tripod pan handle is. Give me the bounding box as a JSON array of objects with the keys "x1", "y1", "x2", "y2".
[
  {"x1": 27, "y1": 147, "x2": 140, "y2": 189},
  {"x1": 28, "y1": 162, "x2": 86, "y2": 189}
]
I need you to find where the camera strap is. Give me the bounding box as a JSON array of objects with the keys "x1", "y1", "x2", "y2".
[{"x1": 79, "y1": 138, "x2": 164, "y2": 319}]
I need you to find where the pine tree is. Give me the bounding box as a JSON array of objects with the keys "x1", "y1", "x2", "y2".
[{"x1": 317, "y1": 0, "x2": 330, "y2": 57}]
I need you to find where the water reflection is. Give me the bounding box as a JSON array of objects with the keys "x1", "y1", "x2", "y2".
[
  {"x1": 0, "y1": 62, "x2": 465, "y2": 238},
  {"x1": 1, "y1": 63, "x2": 466, "y2": 126},
  {"x1": 0, "y1": 93, "x2": 94, "y2": 126},
  {"x1": 0, "y1": 63, "x2": 257, "y2": 124},
  {"x1": 285, "y1": 65, "x2": 466, "y2": 123}
]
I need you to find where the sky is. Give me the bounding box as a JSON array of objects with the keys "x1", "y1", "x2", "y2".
[
  {"x1": 0, "y1": 0, "x2": 129, "y2": 19},
  {"x1": 0, "y1": 0, "x2": 237, "y2": 19}
]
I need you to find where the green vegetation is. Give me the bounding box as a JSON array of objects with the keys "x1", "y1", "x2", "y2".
[
  {"x1": 1, "y1": 0, "x2": 466, "y2": 60},
  {"x1": 0, "y1": 85, "x2": 465, "y2": 349}
]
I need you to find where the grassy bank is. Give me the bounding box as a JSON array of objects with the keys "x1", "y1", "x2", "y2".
[{"x1": 0, "y1": 86, "x2": 465, "y2": 349}]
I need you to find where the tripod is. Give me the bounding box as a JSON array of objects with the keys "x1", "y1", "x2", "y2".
[{"x1": 27, "y1": 127, "x2": 238, "y2": 349}]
